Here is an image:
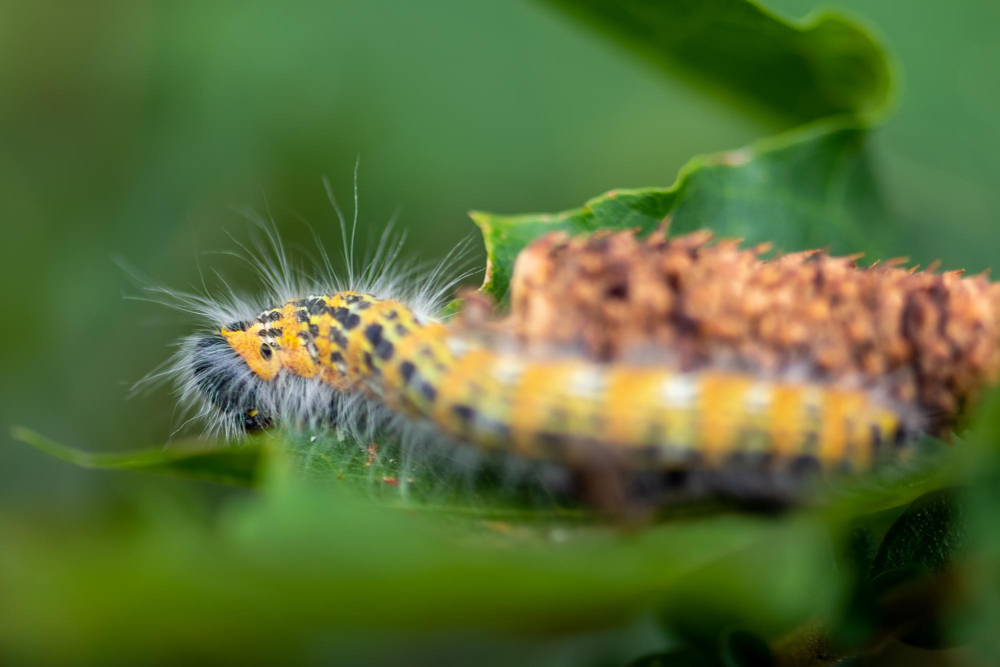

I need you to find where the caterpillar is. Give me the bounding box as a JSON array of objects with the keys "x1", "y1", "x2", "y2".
[{"x1": 152, "y1": 212, "x2": 929, "y2": 508}]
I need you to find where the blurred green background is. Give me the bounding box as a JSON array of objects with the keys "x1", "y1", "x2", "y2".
[{"x1": 1, "y1": 0, "x2": 998, "y2": 520}]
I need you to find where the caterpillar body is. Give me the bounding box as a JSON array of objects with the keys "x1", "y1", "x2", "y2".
[
  {"x1": 182, "y1": 288, "x2": 914, "y2": 505},
  {"x1": 153, "y1": 204, "x2": 933, "y2": 507}
]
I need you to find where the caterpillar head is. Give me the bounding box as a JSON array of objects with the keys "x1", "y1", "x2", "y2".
[{"x1": 189, "y1": 327, "x2": 276, "y2": 432}]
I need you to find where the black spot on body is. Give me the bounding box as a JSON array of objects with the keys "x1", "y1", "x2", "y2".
[
  {"x1": 268, "y1": 328, "x2": 282, "y2": 338},
  {"x1": 330, "y1": 329, "x2": 349, "y2": 349},
  {"x1": 375, "y1": 339, "x2": 394, "y2": 360},
  {"x1": 308, "y1": 323, "x2": 320, "y2": 337},
  {"x1": 452, "y1": 404, "x2": 476, "y2": 422},
  {"x1": 344, "y1": 294, "x2": 360, "y2": 303},
  {"x1": 400, "y1": 361, "x2": 416, "y2": 383},
  {"x1": 357, "y1": 301, "x2": 372, "y2": 310},
  {"x1": 225, "y1": 320, "x2": 249, "y2": 332},
  {"x1": 395, "y1": 324, "x2": 409, "y2": 337},
  {"x1": 306, "y1": 299, "x2": 326, "y2": 315},
  {"x1": 330, "y1": 351, "x2": 344, "y2": 364},
  {"x1": 364, "y1": 323, "x2": 384, "y2": 346},
  {"x1": 385, "y1": 310, "x2": 399, "y2": 320},
  {"x1": 260, "y1": 344, "x2": 273, "y2": 360},
  {"x1": 420, "y1": 382, "x2": 437, "y2": 402},
  {"x1": 296, "y1": 311, "x2": 310, "y2": 324},
  {"x1": 333, "y1": 307, "x2": 361, "y2": 330},
  {"x1": 363, "y1": 351, "x2": 376, "y2": 371},
  {"x1": 268, "y1": 311, "x2": 281, "y2": 322}
]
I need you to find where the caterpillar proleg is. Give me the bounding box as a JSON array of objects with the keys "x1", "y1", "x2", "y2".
[{"x1": 149, "y1": 206, "x2": 931, "y2": 508}]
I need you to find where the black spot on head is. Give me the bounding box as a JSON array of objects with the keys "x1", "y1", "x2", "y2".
[{"x1": 260, "y1": 343, "x2": 273, "y2": 360}]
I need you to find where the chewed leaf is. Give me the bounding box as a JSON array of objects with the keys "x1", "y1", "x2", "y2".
[
  {"x1": 11, "y1": 427, "x2": 264, "y2": 487},
  {"x1": 474, "y1": 120, "x2": 894, "y2": 302},
  {"x1": 544, "y1": 0, "x2": 895, "y2": 125}
]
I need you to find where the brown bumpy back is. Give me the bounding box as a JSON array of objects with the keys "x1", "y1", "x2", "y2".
[{"x1": 506, "y1": 228, "x2": 1000, "y2": 432}]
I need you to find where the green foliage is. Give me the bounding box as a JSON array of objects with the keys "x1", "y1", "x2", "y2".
[
  {"x1": 5, "y1": 0, "x2": 997, "y2": 665},
  {"x1": 474, "y1": 121, "x2": 890, "y2": 302}
]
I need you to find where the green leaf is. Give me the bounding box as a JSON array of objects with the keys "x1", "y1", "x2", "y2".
[
  {"x1": 474, "y1": 119, "x2": 893, "y2": 302},
  {"x1": 0, "y1": 478, "x2": 835, "y2": 663},
  {"x1": 11, "y1": 427, "x2": 264, "y2": 488},
  {"x1": 869, "y1": 488, "x2": 968, "y2": 581},
  {"x1": 544, "y1": 0, "x2": 896, "y2": 126}
]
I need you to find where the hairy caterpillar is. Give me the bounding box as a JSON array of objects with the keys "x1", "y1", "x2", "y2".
[{"x1": 146, "y1": 204, "x2": 928, "y2": 508}]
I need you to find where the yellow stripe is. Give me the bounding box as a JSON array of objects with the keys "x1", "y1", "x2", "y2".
[
  {"x1": 698, "y1": 373, "x2": 753, "y2": 462},
  {"x1": 509, "y1": 362, "x2": 572, "y2": 454},
  {"x1": 769, "y1": 384, "x2": 803, "y2": 458},
  {"x1": 818, "y1": 390, "x2": 862, "y2": 464},
  {"x1": 605, "y1": 369, "x2": 666, "y2": 447}
]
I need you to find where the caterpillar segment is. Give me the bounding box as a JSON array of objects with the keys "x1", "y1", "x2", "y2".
[{"x1": 210, "y1": 292, "x2": 911, "y2": 477}]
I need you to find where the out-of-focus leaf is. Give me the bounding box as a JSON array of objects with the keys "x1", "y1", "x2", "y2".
[
  {"x1": 473, "y1": 120, "x2": 893, "y2": 302},
  {"x1": 545, "y1": 0, "x2": 895, "y2": 125},
  {"x1": 11, "y1": 427, "x2": 264, "y2": 488},
  {"x1": 0, "y1": 477, "x2": 833, "y2": 664}
]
